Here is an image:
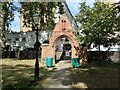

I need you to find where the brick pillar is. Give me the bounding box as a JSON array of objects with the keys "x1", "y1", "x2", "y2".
[{"x1": 41, "y1": 44, "x2": 49, "y2": 60}]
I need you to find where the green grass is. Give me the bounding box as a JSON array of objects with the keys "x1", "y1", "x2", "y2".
[
  {"x1": 69, "y1": 63, "x2": 119, "y2": 88},
  {"x1": 1, "y1": 59, "x2": 119, "y2": 89},
  {"x1": 2, "y1": 59, "x2": 53, "y2": 90}
]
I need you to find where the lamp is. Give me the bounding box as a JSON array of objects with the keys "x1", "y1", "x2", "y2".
[{"x1": 33, "y1": 14, "x2": 41, "y2": 81}]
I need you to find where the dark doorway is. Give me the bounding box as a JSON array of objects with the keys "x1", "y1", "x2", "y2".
[{"x1": 55, "y1": 38, "x2": 72, "y2": 63}]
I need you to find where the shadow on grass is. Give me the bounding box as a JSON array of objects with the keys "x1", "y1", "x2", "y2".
[
  {"x1": 61, "y1": 63, "x2": 119, "y2": 88},
  {"x1": 2, "y1": 64, "x2": 53, "y2": 90},
  {"x1": 2, "y1": 62, "x2": 119, "y2": 89}
]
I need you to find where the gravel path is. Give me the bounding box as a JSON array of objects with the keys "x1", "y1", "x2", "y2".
[{"x1": 42, "y1": 60, "x2": 74, "y2": 89}]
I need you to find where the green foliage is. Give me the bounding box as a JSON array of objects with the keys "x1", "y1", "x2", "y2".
[
  {"x1": 2, "y1": 2, "x2": 18, "y2": 29},
  {"x1": 1, "y1": 2, "x2": 18, "y2": 45},
  {"x1": 2, "y1": 62, "x2": 54, "y2": 89},
  {"x1": 75, "y1": 2, "x2": 119, "y2": 50},
  {"x1": 21, "y1": 2, "x2": 64, "y2": 31}
]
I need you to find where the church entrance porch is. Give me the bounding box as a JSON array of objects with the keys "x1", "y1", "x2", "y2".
[{"x1": 41, "y1": 15, "x2": 80, "y2": 66}]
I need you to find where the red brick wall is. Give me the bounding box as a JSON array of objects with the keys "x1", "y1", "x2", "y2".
[{"x1": 41, "y1": 15, "x2": 79, "y2": 62}]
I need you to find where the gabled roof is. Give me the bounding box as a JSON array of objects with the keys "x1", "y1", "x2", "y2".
[
  {"x1": 53, "y1": 14, "x2": 74, "y2": 32},
  {"x1": 63, "y1": 2, "x2": 78, "y2": 31}
]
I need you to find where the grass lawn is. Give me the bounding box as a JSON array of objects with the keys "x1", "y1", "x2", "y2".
[
  {"x1": 69, "y1": 62, "x2": 119, "y2": 88},
  {"x1": 1, "y1": 59, "x2": 119, "y2": 89},
  {"x1": 1, "y1": 59, "x2": 53, "y2": 90}
]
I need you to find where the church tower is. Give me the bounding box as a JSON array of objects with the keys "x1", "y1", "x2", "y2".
[{"x1": 20, "y1": 5, "x2": 32, "y2": 32}]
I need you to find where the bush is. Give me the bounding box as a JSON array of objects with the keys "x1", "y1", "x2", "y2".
[{"x1": 87, "y1": 51, "x2": 112, "y2": 63}]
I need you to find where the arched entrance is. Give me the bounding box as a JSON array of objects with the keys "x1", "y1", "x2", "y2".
[
  {"x1": 55, "y1": 37, "x2": 72, "y2": 63},
  {"x1": 41, "y1": 15, "x2": 80, "y2": 64}
]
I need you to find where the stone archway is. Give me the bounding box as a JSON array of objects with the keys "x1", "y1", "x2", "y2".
[
  {"x1": 54, "y1": 35, "x2": 73, "y2": 61},
  {"x1": 41, "y1": 15, "x2": 80, "y2": 63}
]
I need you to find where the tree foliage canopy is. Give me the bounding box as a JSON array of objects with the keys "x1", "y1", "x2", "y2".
[
  {"x1": 21, "y1": 2, "x2": 64, "y2": 30},
  {"x1": 75, "y1": 2, "x2": 120, "y2": 50},
  {"x1": 0, "y1": 2, "x2": 19, "y2": 45}
]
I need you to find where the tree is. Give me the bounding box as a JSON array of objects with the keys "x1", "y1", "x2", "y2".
[
  {"x1": 0, "y1": 1, "x2": 20, "y2": 58},
  {"x1": 112, "y1": 1, "x2": 120, "y2": 45},
  {"x1": 74, "y1": 43, "x2": 87, "y2": 65},
  {"x1": 1, "y1": 2, "x2": 19, "y2": 46},
  {"x1": 21, "y1": 2, "x2": 64, "y2": 31},
  {"x1": 112, "y1": 1, "x2": 120, "y2": 13},
  {"x1": 20, "y1": 2, "x2": 64, "y2": 81},
  {"x1": 75, "y1": 2, "x2": 119, "y2": 51}
]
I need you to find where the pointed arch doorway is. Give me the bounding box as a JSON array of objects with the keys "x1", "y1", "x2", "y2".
[
  {"x1": 41, "y1": 15, "x2": 80, "y2": 64},
  {"x1": 55, "y1": 36, "x2": 72, "y2": 63}
]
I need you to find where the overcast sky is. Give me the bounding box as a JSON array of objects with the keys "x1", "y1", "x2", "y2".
[{"x1": 10, "y1": 0, "x2": 119, "y2": 32}]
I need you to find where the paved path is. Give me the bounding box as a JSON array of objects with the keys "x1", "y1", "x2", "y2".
[
  {"x1": 42, "y1": 60, "x2": 74, "y2": 89},
  {"x1": 55, "y1": 60, "x2": 71, "y2": 70}
]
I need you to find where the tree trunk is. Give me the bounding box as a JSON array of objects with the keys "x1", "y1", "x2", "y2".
[
  {"x1": 17, "y1": 51, "x2": 20, "y2": 59},
  {"x1": 98, "y1": 44, "x2": 100, "y2": 52},
  {"x1": 98, "y1": 31, "x2": 100, "y2": 52}
]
